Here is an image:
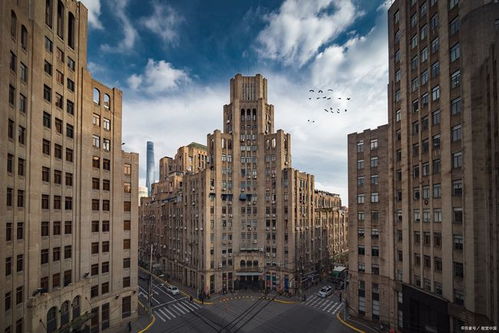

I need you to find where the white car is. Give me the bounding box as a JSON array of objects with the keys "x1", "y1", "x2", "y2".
[
  {"x1": 318, "y1": 285, "x2": 333, "y2": 298},
  {"x1": 166, "y1": 285, "x2": 180, "y2": 295}
]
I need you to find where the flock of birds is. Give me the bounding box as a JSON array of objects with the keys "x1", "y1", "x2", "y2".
[{"x1": 306, "y1": 88, "x2": 352, "y2": 123}]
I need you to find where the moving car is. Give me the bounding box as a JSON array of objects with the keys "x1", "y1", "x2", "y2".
[
  {"x1": 318, "y1": 285, "x2": 333, "y2": 298},
  {"x1": 166, "y1": 285, "x2": 180, "y2": 295}
]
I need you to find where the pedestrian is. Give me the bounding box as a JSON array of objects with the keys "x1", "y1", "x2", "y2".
[
  {"x1": 127, "y1": 321, "x2": 131, "y2": 332},
  {"x1": 190, "y1": 295, "x2": 193, "y2": 303},
  {"x1": 339, "y1": 292, "x2": 342, "y2": 302}
]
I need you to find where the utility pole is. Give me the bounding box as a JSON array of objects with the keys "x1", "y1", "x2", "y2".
[{"x1": 148, "y1": 244, "x2": 153, "y2": 314}]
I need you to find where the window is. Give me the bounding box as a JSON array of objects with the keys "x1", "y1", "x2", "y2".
[
  {"x1": 420, "y1": 25, "x2": 428, "y2": 40},
  {"x1": 53, "y1": 221, "x2": 61, "y2": 235},
  {"x1": 371, "y1": 247, "x2": 379, "y2": 257},
  {"x1": 92, "y1": 135, "x2": 100, "y2": 148},
  {"x1": 395, "y1": 110, "x2": 401, "y2": 122},
  {"x1": 17, "y1": 254, "x2": 23, "y2": 272},
  {"x1": 93, "y1": 88, "x2": 100, "y2": 104},
  {"x1": 431, "y1": 61, "x2": 440, "y2": 78},
  {"x1": 67, "y1": 79, "x2": 75, "y2": 92},
  {"x1": 410, "y1": 14, "x2": 418, "y2": 28},
  {"x1": 432, "y1": 86, "x2": 440, "y2": 101},
  {"x1": 394, "y1": 10, "x2": 400, "y2": 24},
  {"x1": 433, "y1": 134, "x2": 441, "y2": 150},
  {"x1": 421, "y1": 93, "x2": 429, "y2": 107},
  {"x1": 91, "y1": 285, "x2": 99, "y2": 298},
  {"x1": 103, "y1": 139, "x2": 111, "y2": 151},
  {"x1": 357, "y1": 194, "x2": 365, "y2": 204},
  {"x1": 43, "y1": 85, "x2": 52, "y2": 102},
  {"x1": 371, "y1": 175, "x2": 379, "y2": 185},
  {"x1": 451, "y1": 70, "x2": 461, "y2": 88},
  {"x1": 102, "y1": 220, "x2": 110, "y2": 232},
  {"x1": 42, "y1": 222, "x2": 49, "y2": 236},
  {"x1": 92, "y1": 178, "x2": 100, "y2": 190},
  {"x1": 395, "y1": 50, "x2": 400, "y2": 63},
  {"x1": 54, "y1": 118, "x2": 63, "y2": 134},
  {"x1": 45, "y1": 36, "x2": 53, "y2": 53},
  {"x1": 103, "y1": 159, "x2": 111, "y2": 171},
  {"x1": 41, "y1": 249, "x2": 49, "y2": 264},
  {"x1": 68, "y1": 12, "x2": 75, "y2": 48},
  {"x1": 370, "y1": 157, "x2": 378, "y2": 168},
  {"x1": 123, "y1": 239, "x2": 131, "y2": 249},
  {"x1": 54, "y1": 195, "x2": 62, "y2": 209},
  {"x1": 411, "y1": 77, "x2": 419, "y2": 92},
  {"x1": 394, "y1": 89, "x2": 400, "y2": 102},
  {"x1": 452, "y1": 152, "x2": 463, "y2": 168},
  {"x1": 5, "y1": 291, "x2": 12, "y2": 311},
  {"x1": 92, "y1": 156, "x2": 100, "y2": 168},
  {"x1": 453, "y1": 208, "x2": 463, "y2": 224},
  {"x1": 54, "y1": 144, "x2": 62, "y2": 159},
  {"x1": 430, "y1": 14, "x2": 439, "y2": 30},
  {"x1": 452, "y1": 124, "x2": 462, "y2": 142},
  {"x1": 395, "y1": 70, "x2": 401, "y2": 82},
  {"x1": 103, "y1": 179, "x2": 110, "y2": 191},
  {"x1": 451, "y1": 97, "x2": 462, "y2": 115},
  {"x1": 53, "y1": 247, "x2": 61, "y2": 261},
  {"x1": 453, "y1": 179, "x2": 463, "y2": 196},
  {"x1": 66, "y1": 148, "x2": 74, "y2": 162},
  {"x1": 15, "y1": 286, "x2": 23, "y2": 305},
  {"x1": 371, "y1": 193, "x2": 379, "y2": 203},
  {"x1": 123, "y1": 257, "x2": 131, "y2": 268},
  {"x1": 103, "y1": 200, "x2": 110, "y2": 211},
  {"x1": 431, "y1": 37, "x2": 439, "y2": 54},
  {"x1": 42, "y1": 194, "x2": 49, "y2": 209},
  {"x1": 91, "y1": 242, "x2": 99, "y2": 254},
  {"x1": 449, "y1": 17, "x2": 460, "y2": 35},
  {"x1": 104, "y1": 94, "x2": 111, "y2": 109},
  {"x1": 56, "y1": 70, "x2": 64, "y2": 85},
  {"x1": 412, "y1": 121, "x2": 419, "y2": 135},
  {"x1": 7, "y1": 154, "x2": 14, "y2": 174},
  {"x1": 358, "y1": 246, "x2": 365, "y2": 255},
  {"x1": 411, "y1": 35, "x2": 418, "y2": 49},
  {"x1": 67, "y1": 100, "x2": 74, "y2": 115},
  {"x1": 414, "y1": 186, "x2": 420, "y2": 200},
  {"x1": 17, "y1": 222, "x2": 24, "y2": 240},
  {"x1": 92, "y1": 114, "x2": 100, "y2": 126},
  {"x1": 55, "y1": 93, "x2": 63, "y2": 108},
  {"x1": 124, "y1": 182, "x2": 131, "y2": 193},
  {"x1": 103, "y1": 241, "x2": 110, "y2": 252},
  {"x1": 124, "y1": 220, "x2": 131, "y2": 231},
  {"x1": 54, "y1": 170, "x2": 62, "y2": 184},
  {"x1": 124, "y1": 201, "x2": 131, "y2": 212},
  {"x1": 433, "y1": 183, "x2": 441, "y2": 198},
  {"x1": 421, "y1": 70, "x2": 429, "y2": 85},
  {"x1": 45, "y1": 0, "x2": 53, "y2": 27},
  {"x1": 370, "y1": 139, "x2": 378, "y2": 150},
  {"x1": 124, "y1": 163, "x2": 131, "y2": 175},
  {"x1": 67, "y1": 57, "x2": 75, "y2": 71},
  {"x1": 450, "y1": 43, "x2": 460, "y2": 62},
  {"x1": 17, "y1": 190, "x2": 24, "y2": 207},
  {"x1": 356, "y1": 141, "x2": 364, "y2": 152},
  {"x1": 122, "y1": 296, "x2": 131, "y2": 318},
  {"x1": 454, "y1": 262, "x2": 464, "y2": 278},
  {"x1": 8, "y1": 119, "x2": 15, "y2": 139},
  {"x1": 452, "y1": 233, "x2": 464, "y2": 251},
  {"x1": 103, "y1": 118, "x2": 111, "y2": 131},
  {"x1": 421, "y1": 47, "x2": 429, "y2": 62},
  {"x1": 64, "y1": 220, "x2": 72, "y2": 234},
  {"x1": 11, "y1": 11, "x2": 17, "y2": 39},
  {"x1": 357, "y1": 160, "x2": 364, "y2": 169},
  {"x1": 123, "y1": 276, "x2": 131, "y2": 288},
  {"x1": 432, "y1": 110, "x2": 441, "y2": 125},
  {"x1": 19, "y1": 94, "x2": 27, "y2": 113},
  {"x1": 92, "y1": 199, "x2": 99, "y2": 210},
  {"x1": 66, "y1": 124, "x2": 74, "y2": 139},
  {"x1": 412, "y1": 100, "x2": 419, "y2": 113},
  {"x1": 57, "y1": 0, "x2": 64, "y2": 38},
  {"x1": 64, "y1": 245, "x2": 72, "y2": 259},
  {"x1": 17, "y1": 158, "x2": 25, "y2": 176}
]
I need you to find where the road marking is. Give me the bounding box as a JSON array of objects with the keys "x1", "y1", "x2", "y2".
[
  {"x1": 176, "y1": 303, "x2": 191, "y2": 313},
  {"x1": 331, "y1": 303, "x2": 343, "y2": 314},
  {"x1": 181, "y1": 302, "x2": 197, "y2": 311},
  {"x1": 309, "y1": 297, "x2": 324, "y2": 306},
  {"x1": 304, "y1": 296, "x2": 316, "y2": 305},
  {"x1": 157, "y1": 309, "x2": 172, "y2": 320},
  {"x1": 154, "y1": 310, "x2": 167, "y2": 322},
  {"x1": 323, "y1": 301, "x2": 337, "y2": 312},
  {"x1": 171, "y1": 304, "x2": 186, "y2": 315},
  {"x1": 162, "y1": 307, "x2": 177, "y2": 319}
]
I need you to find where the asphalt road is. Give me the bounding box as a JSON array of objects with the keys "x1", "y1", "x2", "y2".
[{"x1": 138, "y1": 271, "x2": 354, "y2": 333}]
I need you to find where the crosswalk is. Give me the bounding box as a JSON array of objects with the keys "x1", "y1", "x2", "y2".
[
  {"x1": 303, "y1": 295, "x2": 344, "y2": 315},
  {"x1": 153, "y1": 300, "x2": 202, "y2": 322}
]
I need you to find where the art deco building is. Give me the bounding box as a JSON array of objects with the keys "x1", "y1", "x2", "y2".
[
  {"x1": 347, "y1": 125, "x2": 396, "y2": 326},
  {"x1": 348, "y1": 1, "x2": 499, "y2": 332},
  {"x1": 139, "y1": 74, "x2": 348, "y2": 295},
  {"x1": 1, "y1": 1, "x2": 139, "y2": 332}
]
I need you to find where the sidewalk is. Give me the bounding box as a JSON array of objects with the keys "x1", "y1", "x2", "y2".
[
  {"x1": 337, "y1": 312, "x2": 387, "y2": 333},
  {"x1": 130, "y1": 301, "x2": 155, "y2": 333}
]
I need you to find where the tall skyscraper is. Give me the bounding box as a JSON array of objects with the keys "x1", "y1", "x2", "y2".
[
  {"x1": 1, "y1": 1, "x2": 139, "y2": 332},
  {"x1": 347, "y1": 1, "x2": 499, "y2": 331},
  {"x1": 146, "y1": 141, "x2": 155, "y2": 196},
  {"x1": 139, "y1": 74, "x2": 348, "y2": 295}
]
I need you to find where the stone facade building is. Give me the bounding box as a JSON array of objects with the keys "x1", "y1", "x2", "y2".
[
  {"x1": 1, "y1": 1, "x2": 139, "y2": 332},
  {"x1": 348, "y1": 1, "x2": 499, "y2": 331},
  {"x1": 139, "y1": 74, "x2": 348, "y2": 296}
]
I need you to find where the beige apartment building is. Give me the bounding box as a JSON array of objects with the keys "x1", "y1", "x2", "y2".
[
  {"x1": 139, "y1": 74, "x2": 348, "y2": 296},
  {"x1": 347, "y1": 125, "x2": 396, "y2": 326},
  {"x1": 1, "y1": 1, "x2": 139, "y2": 332},
  {"x1": 348, "y1": 1, "x2": 499, "y2": 332}
]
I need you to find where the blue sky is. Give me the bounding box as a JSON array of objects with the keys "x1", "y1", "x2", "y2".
[{"x1": 81, "y1": 0, "x2": 390, "y2": 202}]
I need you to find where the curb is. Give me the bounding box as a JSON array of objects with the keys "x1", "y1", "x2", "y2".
[
  {"x1": 136, "y1": 300, "x2": 156, "y2": 333},
  {"x1": 336, "y1": 312, "x2": 366, "y2": 333}
]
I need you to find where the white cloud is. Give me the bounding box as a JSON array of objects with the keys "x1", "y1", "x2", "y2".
[
  {"x1": 256, "y1": 0, "x2": 359, "y2": 66},
  {"x1": 80, "y1": 0, "x2": 102, "y2": 29},
  {"x1": 141, "y1": 1, "x2": 182, "y2": 43},
  {"x1": 101, "y1": 0, "x2": 138, "y2": 52},
  {"x1": 127, "y1": 59, "x2": 190, "y2": 94}
]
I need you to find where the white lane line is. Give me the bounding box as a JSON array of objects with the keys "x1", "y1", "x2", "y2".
[
  {"x1": 314, "y1": 298, "x2": 329, "y2": 308},
  {"x1": 154, "y1": 310, "x2": 167, "y2": 322},
  {"x1": 139, "y1": 286, "x2": 147, "y2": 294},
  {"x1": 187, "y1": 301, "x2": 201, "y2": 309},
  {"x1": 323, "y1": 301, "x2": 337, "y2": 312},
  {"x1": 181, "y1": 302, "x2": 197, "y2": 311},
  {"x1": 157, "y1": 308, "x2": 171, "y2": 320},
  {"x1": 152, "y1": 296, "x2": 161, "y2": 304},
  {"x1": 331, "y1": 303, "x2": 343, "y2": 314},
  {"x1": 162, "y1": 307, "x2": 177, "y2": 319},
  {"x1": 308, "y1": 297, "x2": 323, "y2": 306},
  {"x1": 171, "y1": 304, "x2": 186, "y2": 315}
]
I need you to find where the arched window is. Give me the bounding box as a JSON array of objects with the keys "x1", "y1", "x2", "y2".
[
  {"x1": 240, "y1": 260, "x2": 245, "y2": 267},
  {"x1": 21, "y1": 25, "x2": 28, "y2": 50},
  {"x1": 47, "y1": 307, "x2": 57, "y2": 333},
  {"x1": 57, "y1": 1, "x2": 64, "y2": 39},
  {"x1": 72, "y1": 296, "x2": 80, "y2": 319},
  {"x1": 68, "y1": 12, "x2": 75, "y2": 48},
  {"x1": 45, "y1": 0, "x2": 53, "y2": 27},
  {"x1": 93, "y1": 88, "x2": 100, "y2": 104},
  {"x1": 60, "y1": 301, "x2": 70, "y2": 328},
  {"x1": 253, "y1": 260, "x2": 258, "y2": 267},
  {"x1": 272, "y1": 138, "x2": 276, "y2": 148},
  {"x1": 240, "y1": 109, "x2": 245, "y2": 120},
  {"x1": 103, "y1": 94, "x2": 110, "y2": 109},
  {"x1": 11, "y1": 11, "x2": 17, "y2": 39},
  {"x1": 247, "y1": 260, "x2": 252, "y2": 267}
]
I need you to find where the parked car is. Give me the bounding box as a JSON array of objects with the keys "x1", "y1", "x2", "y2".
[
  {"x1": 318, "y1": 285, "x2": 333, "y2": 298},
  {"x1": 166, "y1": 285, "x2": 180, "y2": 295}
]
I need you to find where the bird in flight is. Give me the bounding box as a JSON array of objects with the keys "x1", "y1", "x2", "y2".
[
  {"x1": 318, "y1": 90, "x2": 323, "y2": 93},
  {"x1": 309, "y1": 89, "x2": 314, "y2": 92},
  {"x1": 347, "y1": 97, "x2": 351, "y2": 100},
  {"x1": 328, "y1": 89, "x2": 333, "y2": 92},
  {"x1": 338, "y1": 97, "x2": 342, "y2": 100},
  {"x1": 324, "y1": 109, "x2": 329, "y2": 112}
]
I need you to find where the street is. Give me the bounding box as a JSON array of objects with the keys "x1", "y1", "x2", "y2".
[{"x1": 137, "y1": 270, "x2": 354, "y2": 333}]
